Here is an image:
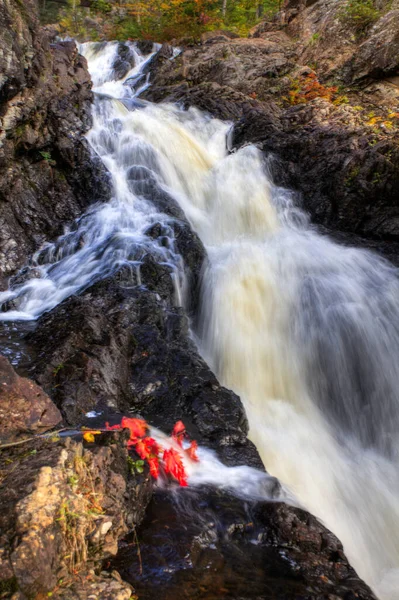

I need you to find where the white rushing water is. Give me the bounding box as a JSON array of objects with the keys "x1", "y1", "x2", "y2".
[{"x1": 1, "y1": 41, "x2": 399, "y2": 599}]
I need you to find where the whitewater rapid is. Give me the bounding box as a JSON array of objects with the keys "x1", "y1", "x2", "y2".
[{"x1": 1, "y1": 41, "x2": 399, "y2": 599}]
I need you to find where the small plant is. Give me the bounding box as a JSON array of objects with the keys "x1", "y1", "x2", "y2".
[
  {"x1": 67, "y1": 475, "x2": 80, "y2": 487},
  {"x1": 308, "y1": 32, "x2": 321, "y2": 45},
  {"x1": 345, "y1": 165, "x2": 360, "y2": 187},
  {"x1": 53, "y1": 362, "x2": 64, "y2": 376},
  {"x1": 92, "y1": 0, "x2": 112, "y2": 13},
  {"x1": 40, "y1": 150, "x2": 52, "y2": 161},
  {"x1": 40, "y1": 150, "x2": 56, "y2": 166},
  {"x1": 127, "y1": 457, "x2": 145, "y2": 475},
  {"x1": 334, "y1": 95, "x2": 349, "y2": 105}
]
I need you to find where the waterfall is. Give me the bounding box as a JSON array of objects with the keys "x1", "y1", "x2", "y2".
[{"x1": 1, "y1": 41, "x2": 399, "y2": 599}]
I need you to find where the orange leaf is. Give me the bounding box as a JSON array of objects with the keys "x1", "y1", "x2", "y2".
[
  {"x1": 121, "y1": 417, "x2": 148, "y2": 439},
  {"x1": 186, "y1": 440, "x2": 199, "y2": 462},
  {"x1": 83, "y1": 432, "x2": 96, "y2": 443},
  {"x1": 163, "y1": 448, "x2": 188, "y2": 486},
  {"x1": 135, "y1": 437, "x2": 160, "y2": 460},
  {"x1": 172, "y1": 420, "x2": 186, "y2": 446},
  {"x1": 148, "y1": 456, "x2": 160, "y2": 478}
]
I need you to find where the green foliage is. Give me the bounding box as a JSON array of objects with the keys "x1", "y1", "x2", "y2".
[
  {"x1": 127, "y1": 456, "x2": 145, "y2": 475},
  {"x1": 92, "y1": 0, "x2": 112, "y2": 13},
  {"x1": 308, "y1": 32, "x2": 320, "y2": 45},
  {"x1": 338, "y1": 0, "x2": 380, "y2": 34},
  {"x1": 53, "y1": 362, "x2": 64, "y2": 376},
  {"x1": 40, "y1": 150, "x2": 52, "y2": 161}
]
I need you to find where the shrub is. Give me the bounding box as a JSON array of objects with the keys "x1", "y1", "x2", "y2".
[
  {"x1": 338, "y1": 0, "x2": 380, "y2": 34},
  {"x1": 288, "y1": 73, "x2": 339, "y2": 105}
]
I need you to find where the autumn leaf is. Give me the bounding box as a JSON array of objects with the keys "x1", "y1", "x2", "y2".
[
  {"x1": 135, "y1": 436, "x2": 161, "y2": 460},
  {"x1": 147, "y1": 456, "x2": 160, "y2": 478},
  {"x1": 121, "y1": 417, "x2": 148, "y2": 439},
  {"x1": 83, "y1": 432, "x2": 96, "y2": 443},
  {"x1": 186, "y1": 440, "x2": 199, "y2": 462},
  {"x1": 163, "y1": 448, "x2": 188, "y2": 486},
  {"x1": 172, "y1": 420, "x2": 186, "y2": 446}
]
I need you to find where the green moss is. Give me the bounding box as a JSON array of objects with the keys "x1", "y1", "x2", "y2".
[{"x1": 345, "y1": 166, "x2": 360, "y2": 187}]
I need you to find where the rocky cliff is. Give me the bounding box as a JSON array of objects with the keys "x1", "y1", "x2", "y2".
[{"x1": 0, "y1": 0, "x2": 109, "y2": 288}]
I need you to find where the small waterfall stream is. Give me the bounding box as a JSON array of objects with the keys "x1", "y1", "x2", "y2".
[{"x1": 1, "y1": 41, "x2": 399, "y2": 599}]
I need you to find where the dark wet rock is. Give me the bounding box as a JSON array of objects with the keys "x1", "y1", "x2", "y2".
[
  {"x1": 0, "y1": 354, "x2": 61, "y2": 443},
  {"x1": 113, "y1": 487, "x2": 376, "y2": 600},
  {"x1": 136, "y1": 40, "x2": 155, "y2": 55},
  {"x1": 112, "y1": 43, "x2": 137, "y2": 80},
  {"x1": 127, "y1": 166, "x2": 206, "y2": 309},
  {"x1": 26, "y1": 271, "x2": 256, "y2": 467},
  {"x1": 0, "y1": 430, "x2": 152, "y2": 598},
  {"x1": 0, "y1": 0, "x2": 111, "y2": 288}
]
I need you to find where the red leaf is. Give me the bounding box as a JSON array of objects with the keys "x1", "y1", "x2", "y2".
[
  {"x1": 186, "y1": 440, "x2": 199, "y2": 462},
  {"x1": 105, "y1": 422, "x2": 122, "y2": 431},
  {"x1": 135, "y1": 439, "x2": 148, "y2": 458},
  {"x1": 172, "y1": 420, "x2": 186, "y2": 446},
  {"x1": 135, "y1": 437, "x2": 161, "y2": 460},
  {"x1": 121, "y1": 417, "x2": 148, "y2": 439},
  {"x1": 148, "y1": 456, "x2": 160, "y2": 479},
  {"x1": 163, "y1": 448, "x2": 188, "y2": 486}
]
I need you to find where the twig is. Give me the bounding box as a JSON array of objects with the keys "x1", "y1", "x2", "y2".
[
  {"x1": 132, "y1": 525, "x2": 143, "y2": 576},
  {"x1": 0, "y1": 428, "x2": 110, "y2": 451}
]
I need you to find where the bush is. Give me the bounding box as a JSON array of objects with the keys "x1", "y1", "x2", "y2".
[
  {"x1": 287, "y1": 73, "x2": 339, "y2": 105},
  {"x1": 339, "y1": 0, "x2": 380, "y2": 34}
]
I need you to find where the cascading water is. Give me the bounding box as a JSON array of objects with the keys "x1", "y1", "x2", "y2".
[{"x1": 1, "y1": 41, "x2": 399, "y2": 599}]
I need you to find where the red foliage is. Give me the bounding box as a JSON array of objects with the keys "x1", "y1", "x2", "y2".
[
  {"x1": 289, "y1": 72, "x2": 338, "y2": 105},
  {"x1": 121, "y1": 416, "x2": 148, "y2": 439},
  {"x1": 106, "y1": 417, "x2": 198, "y2": 486},
  {"x1": 186, "y1": 440, "x2": 199, "y2": 462},
  {"x1": 172, "y1": 420, "x2": 186, "y2": 446},
  {"x1": 163, "y1": 448, "x2": 188, "y2": 486}
]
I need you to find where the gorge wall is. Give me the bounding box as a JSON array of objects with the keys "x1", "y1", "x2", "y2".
[{"x1": 0, "y1": 0, "x2": 110, "y2": 288}]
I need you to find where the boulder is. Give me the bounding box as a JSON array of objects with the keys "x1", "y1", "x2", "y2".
[
  {"x1": 350, "y1": 10, "x2": 399, "y2": 81},
  {"x1": 0, "y1": 431, "x2": 152, "y2": 598},
  {"x1": 0, "y1": 355, "x2": 61, "y2": 443}
]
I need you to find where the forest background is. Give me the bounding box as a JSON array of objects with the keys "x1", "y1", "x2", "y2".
[{"x1": 39, "y1": 0, "x2": 282, "y2": 41}]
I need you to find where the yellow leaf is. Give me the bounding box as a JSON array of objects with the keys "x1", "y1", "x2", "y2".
[{"x1": 83, "y1": 431, "x2": 100, "y2": 443}]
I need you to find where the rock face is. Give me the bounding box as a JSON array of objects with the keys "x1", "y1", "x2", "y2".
[
  {"x1": 0, "y1": 0, "x2": 110, "y2": 288},
  {"x1": 0, "y1": 354, "x2": 61, "y2": 443},
  {"x1": 115, "y1": 487, "x2": 376, "y2": 600},
  {"x1": 350, "y1": 10, "x2": 399, "y2": 81},
  {"x1": 0, "y1": 429, "x2": 152, "y2": 599},
  {"x1": 142, "y1": 1, "x2": 399, "y2": 259}
]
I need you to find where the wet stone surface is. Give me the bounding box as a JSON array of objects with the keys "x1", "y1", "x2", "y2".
[{"x1": 112, "y1": 488, "x2": 376, "y2": 600}]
